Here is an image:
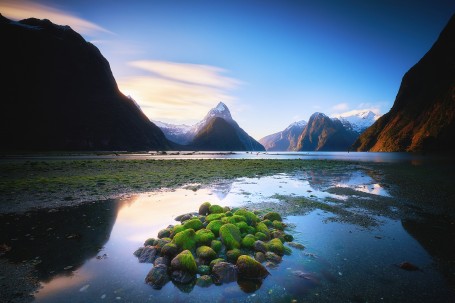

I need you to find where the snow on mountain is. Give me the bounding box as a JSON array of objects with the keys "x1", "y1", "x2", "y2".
[
  {"x1": 151, "y1": 120, "x2": 193, "y2": 144},
  {"x1": 332, "y1": 110, "x2": 380, "y2": 133}
]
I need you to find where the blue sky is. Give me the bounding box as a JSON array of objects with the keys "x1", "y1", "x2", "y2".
[{"x1": 2, "y1": 0, "x2": 455, "y2": 139}]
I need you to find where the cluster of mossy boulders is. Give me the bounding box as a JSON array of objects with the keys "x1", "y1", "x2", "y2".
[{"x1": 134, "y1": 202, "x2": 302, "y2": 290}]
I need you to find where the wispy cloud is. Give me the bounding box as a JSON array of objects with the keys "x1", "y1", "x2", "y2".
[
  {"x1": 0, "y1": 0, "x2": 112, "y2": 35},
  {"x1": 331, "y1": 103, "x2": 349, "y2": 111},
  {"x1": 119, "y1": 60, "x2": 241, "y2": 122}
]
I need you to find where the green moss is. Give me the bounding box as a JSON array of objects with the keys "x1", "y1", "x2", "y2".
[
  {"x1": 183, "y1": 218, "x2": 203, "y2": 231},
  {"x1": 219, "y1": 223, "x2": 242, "y2": 250},
  {"x1": 196, "y1": 246, "x2": 217, "y2": 260},
  {"x1": 171, "y1": 224, "x2": 186, "y2": 237},
  {"x1": 171, "y1": 250, "x2": 197, "y2": 274},
  {"x1": 267, "y1": 238, "x2": 284, "y2": 256},
  {"x1": 158, "y1": 228, "x2": 171, "y2": 239},
  {"x1": 209, "y1": 204, "x2": 224, "y2": 214},
  {"x1": 234, "y1": 209, "x2": 259, "y2": 225},
  {"x1": 226, "y1": 249, "x2": 242, "y2": 262},
  {"x1": 263, "y1": 212, "x2": 282, "y2": 222},
  {"x1": 206, "y1": 220, "x2": 224, "y2": 237},
  {"x1": 272, "y1": 220, "x2": 285, "y2": 230},
  {"x1": 199, "y1": 202, "x2": 211, "y2": 215},
  {"x1": 144, "y1": 238, "x2": 156, "y2": 246},
  {"x1": 236, "y1": 255, "x2": 269, "y2": 279},
  {"x1": 262, "y1": 219, "x2": 273, "y2": 227},
  {"x1": 246, "y1": 226, "x2": 256, "y2": 235},
  {"x1": 209, "y1": 258, "x2": 225, "y2": 269},
  {"x1": 283, "y1": 246, "x2": 292, "y2": 255},
  {"x1": 161, "y1": 242, "x2": 179, "y2": 256},
  {"x1": 255, "y1": 232, "x2": 267, "y2": 241},
  {"x1": 223, "y1": 206, "x2": 231, "y2": 212},
  {"x1": 211, "y1": 240, "x2": 222, "y2": 253},
  {"x1": 205, "y1": 213, "x2": 225, "y2": 222},
  {"x1": 284, "y1": 234, "x2": 294, "y2": 242},
  {"x1": 255, "y1": 222, "x2": 270, "y2": 239},
  {"x1": 195, "y1": 229, "x2": 215, "y2": 246},
  {"x1": 224, "y1": 211, "x2": 233, "y2": 217},
  {"x1": 155, "y1": 238, "x2": 171, "y2": 249},
  {"x1": 241, "y1": 234, "x2": 256, "y2": 249},
  {"x1": 197, "y1": 265, "x2": 211, "y2": 275},
  {"x1": 235, "y1": 221, "x2": 249, "y2": 233},
  {"x1": 172, "y1": 229, "x2": 196, "y2": 251},
  {"x1": 226, "y1": 215, "x2": 246, "y2": 224}
]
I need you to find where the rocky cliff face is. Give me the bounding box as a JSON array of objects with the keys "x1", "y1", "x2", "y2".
[
  {"x1": 259, "y1": 121, "x2": 306, "y2": 151},
  {"x1": 0, "y1": 15, "x2": 169, "y2": 151},
  {"x1": 191, "y1": 117, "x2": 246, "y2": 151},
  {"x1": 353, "y1": 14, "x2": 455, "y2": 152}
]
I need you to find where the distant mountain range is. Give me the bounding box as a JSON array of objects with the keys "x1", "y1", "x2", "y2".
[
  {"x1": 354, "y1": 13, "x2": 455, "y2": 152},
  {"x1": 260, "y1": 110, "x2": 379, "y2": 151},
  {"x1": 0, "y1": 14, "x2": 170, "y2": 151},
  {"x1": 154, "y1": 102, "x2": 265, "y2": 151}
]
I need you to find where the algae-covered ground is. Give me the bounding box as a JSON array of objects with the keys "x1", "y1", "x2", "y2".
[{"x1": 0, "y1": 159, "x2": 355, "y2": 213}]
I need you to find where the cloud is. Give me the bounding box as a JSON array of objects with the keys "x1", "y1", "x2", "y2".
[
  {"x1": 0, "y1": 0, "x2": 112, "y2": 35},
  {"x1": 332, "y1": 108, "x2": 382, "y2": 120},
  {"x1": 331, "y1": 103, "x2": 349, "y2": 111},
  {"x1": 118, "y1": 61, "x2": 241, "y2": 122}
]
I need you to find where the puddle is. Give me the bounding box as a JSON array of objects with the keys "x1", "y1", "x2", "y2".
[{"x1": 1, "y1": 170, "x2": 454, "y2": 302}]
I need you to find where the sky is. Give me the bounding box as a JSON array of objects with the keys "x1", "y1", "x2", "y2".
[{"x1": 2, "y1": 0, "x2": 455, "y2": 139}]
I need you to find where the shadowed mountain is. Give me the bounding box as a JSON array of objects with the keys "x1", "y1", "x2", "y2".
[
  {"x1": 259, "y1": 121, "x2": 306, "y2": 151},
  {"x1": 0, "y1": 15, "x2": 169, "y2": 151},
  {"x1": 296, "y1": 113, "x2": 358, "y2": 151},
  {"x1": 353, "y1": 14, "x2": 455, "y2": 152},
  {"x1": 192, "y1": 117, "x2": 247, "y2": 151}
]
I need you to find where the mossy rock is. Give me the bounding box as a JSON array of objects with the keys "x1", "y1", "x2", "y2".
[
  {"x1": 267, "y1": 238, "x2": 284, "y2": 256},
  {"x1": 196, "y1": 246, "x2": 217, "y2": 260},
  {"x1": 144, "y1": 238, "x2": 156, "y2": 246},
  {"x1": 161, "y1": 242, "x2": 179, "y2": 257},
  {"x1": 211, "y1": 240, "x2": 222, "y2": 253},
  {"x1": 183, "y1": 219, "x2": 203, "y2": 231},
  {"x1": 158, "y1": 228, "x2": 172, "y2": 239},
  {"x1": 226, "y1": 248, "x2": 242, "y2": 262},
  {"x1": 197, "y1": 265, "x2": 211, "y2": 275},
  {"x1": 219, "y1": 223, "x2": 242, "y2": 250},
  {"x1": 170, "y1": 250, "x2": 197, "y2": 274},
  {"x1": 236, "y1": 255, "x2": 269, "y2": 280},
  {"x1": 206, "y1": 220, "x2": 224, "y2": 237},
  {"x1": 254, "y1": 252, "x2": 266, "y2": 263},
  {"x1": 271, "y1": 230, "x2": 285, "y2": 242},
  {"x1": 199, "y1": 202, "x2": 211, "y2": 215},
  {"x1": 246, "y1": 226, "x2": 256, "y2": 235},
  {"x1": 241, "y1": 234, "x2": 256, "y2": 249},
  {"x1": 272, "y1": 220, "x2": 285, "y2": 230},
  {"x1": 283, "y1": 246, "x2": 292, "y2": 255},
  {"x1": 234, "y1": 209, "x2": 259, "y2": 225},
  {"x1": 155, "y1": 238, "x2": 171, "y2": 250},
  {"x1": 195, "y1": 229, "x2": 215, "y2": 246},
  {"x1": 253, "y1": 240, "x2": 268, "y2": 253},
  {"x1": 205, "y1": 213, "x2": 225, "y2": 222},
  {"x1": 171, "y1": 224, "x2": 186, "y2": 237},
  {"x1": 255, "y1": 232, "x2": 267, "y2": 241},
  {"x1": 265, "y1": 251, "x2": 282, "y2": 263},
  {"x1": 209, "y1": 204, "x2": 224, "y2": 214},
  {"x1": 227, "y1": 215, "x2": 246, "y2": 224},
  {"x1": 235, "y1": 221, "x2": 249, "y2": 233},
  {"x1": 196, "y1": 275, "x2": 213, "y2": 287},
  {"x1": 263, "y1": 212, "x2": 282, "y2": 222},
  {"x1": 255, "y1": 222, "x2": 270, "y2": 239},
  {"x1": 210, "y1": 258, "x2": 225, "y2": 269},
  {"x1": 287, "y1": 242, "x2": 305, "y2": 250},
  {"x1": 172, "y1": 229, "x2": 196, "y2": 251},
  {"x1": 284, "y1": 234, "x2": 294, "y2": 242},
  {"x1": 262, "y1": 219, "x2": 273, "y2": 227},
  {"x1": 224, "y1": 211, "x2": 233, "y2": 217}
]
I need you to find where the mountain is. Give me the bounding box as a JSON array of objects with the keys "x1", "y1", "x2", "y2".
[
  {"x1": 332, "y1": 110, "x2": 380, "y2": 133},
  {"x1": 259, "y1": 120, "x2": 307, "y2": 151},
  {"x1": 0, "y1": 15, "x2": 170, "y2": 151},
  {"x1": 296, "y1": 113, "x2": 358, "y2": 151},
  {"x1": 353, "y1": 14, "x2": 455, "y2": 152},
  {"x1": 155, "y1": 102, "x2": 265, "y2": 151},
  {"x1": 192, "y1": 117, "x2": 246, "y2": 150}
]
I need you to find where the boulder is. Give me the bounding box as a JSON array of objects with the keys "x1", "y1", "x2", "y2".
[
  {"x1": 209, "y1": 204, "x2": 224, "y2": 214},
  {"x1": 211, "y1": 240, "x2": 222, "y2": 253},
  {"x1": 233, "y1": 209, "x2": 259, "y2": 225},
  {"x1": 226, "y1": 249, "x2": 242, "y2": 262},
  {"x1": 136, "y1": 246, "x2": 157, "y2": 263},
  {"x1": 196, "y1": 246, "x2": 217, "y2": 260},
  {"x1": 263, "y1": 212, "x2": 282, "y2": 222},
  {"x1": 267, "y1": 238, "x2": 284, "y2": 256},
  {"x1": 195, "y1": 229, "x2": 215, "y2": 246},
  {"x1": 206, "y1": 220, "x2": 224, "y2": 237},
  {"x1": 241, "y1": 234, "x2": 256, "y2": 249},
  {"x1": 255, "y1": 222, "x2": 270, "y2": 240},
  {"x1": 236, "y1": 255, "x2": 269, "y2": 280},
  {"x1": 199, "y1": 202, "x2": 211, "y2": 215},
  {"x1": 253, "y1": 240, "x2": 268, "y2": 253},
  {"x1": 172, "y1": 229, "x2": 196, "y2": 251},
  {"x1": 158, "y1": 228, "x2": 171, "y2": 239},
  {"x1": 145, "y1": 264, "x2": 169, "y2": 289},
  {"x1": 219, "y1": 223, "x2": 242, "y2": 250},
  {"x1": 254, "y1": 252, "x2": 266, "y2": 263},
  {"x1": 161, "y1": 243, "x2": 179, "y2": 257},
  {"x1": 183, "y1": 219, "x2": 203, "y2": 231},
  {"x1": 265, "y1": 251, "x2": 282, "y2": 263},
  {"x1": 212, "y1": 262, "x2": 238, "y2": 284},
  {"x1": 170, "y1": 250, "x2": 197, "y2": 274},
  {"x1": 196, "y1": 275, "x2": 213, "y2": 287}
]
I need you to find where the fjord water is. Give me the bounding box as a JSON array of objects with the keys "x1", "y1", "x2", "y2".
[{"x1": 1, "y1": 155, "x2": 454, "y2": 302}]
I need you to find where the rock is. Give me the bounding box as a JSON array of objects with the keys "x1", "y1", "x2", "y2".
[
  {"x1": 212, "y1": 262, "x2": 238, "y2": 284},
  {"x1": 267, "y1": 238, "x2": 284, "y2": 256},
  {"x1": 206, "y1": 220, "x2": 224, "y2": 237},
  {"x1": 195, "y1": 229, "x2": 215, "y2": 246},
  {"x1": 145, "y1": 264, "x2": 169, "y2": 289},
  {"x1": 210, "y1": 258, "x2": 225, "y2": 269},
  {"x1": 255, "y1": 232, "x2": 268, "y2": 241},
  {"x1": 133, "y1": 247, "x2": 144, "y2": 257},
  {"x1": 209, "y1": 204, "x2": 224, "y2": 214},
  {"x1": 235, "y1": 221, "x2": 249, "y2": 233},
  {"x1": 283, "y1": 234, "x2": 294, "y2": 242},
  {"x1": 265, "y1": 251, "x2": 282, "y2": 263},
  {"x1": 143, "y1": 238, "x2": 156, "y2": 246},
  {"x1": 175, "y1": 213, "x2": 194, "y2": 222},
  {"x1": 161, "y1": 243, "x2": 179, "y2": 257},
  {"x1": 196, "y1": 275, "x2": 213, "y2": 287},
  {"x1": 196, "y1": 246, "x2": 217, "y2": 260},
  {"x1": 271, "y1": 230, "x2": 285, "y2": 241},
  {"x1": 265, "y1": 261, "x2": 278, "y2": 269},
  {"x1": 287, "y1": 242, "x2": 305, "y2": 250},
  {"x1": 199, "y1": 202, "x2": 211, "y2": 215},
  {"x1": 172, "y1": 229, "x2": 196, "y2": 251},
  {"x1": 136, "y1": 246, "x2": 157, "y2": 263},
  {"x1": 157, "y1": 228, "x2": 171, "y2": 239},
  {"x1": 253, "y1": 240, "x2": 268, "y2": 253},
  {"x1": 154, "y1": 238, "x2": 171, "y2": 250},
  {"x1": 171, "y1": 270, "x2": 195, "y2": 284},
  {"x1": 183, "y1": 219, "x2": 203, "y2": 231},
  {"x1": 283, "y1": 246, "x2": 292, "y2": 255},
  {"x1": 262, "y1": 219, "x2": 273, "y2": 227},
  {"x1": 226, "y1": 249, "x2": 242, "y2": 262},
  {"x1": 170, "y1": 224, "x2": 185, "y2": 237},
  {"x1": 227, "y1": 215, "x2": 246, "y2": 224},
  {"x1": 211, "y1": 240, "x2": 222, "y2": 253},
  {"x1": 154, "y1": 256, "x2": 170, "y2": 267},
  {"x1": 263, "y1": 212, "x2": 282, "y2": 222},
  {"x1": 233, "y1": 209, "x2": 259, "y2": 225},
  {"x1": 197, "y1": 265, "x2": 211, "y2": 275},
  {"x1": 236, "y1": 255, "x2": 269, "y2": 280},
  {"x1": 219, "y1": 223, "x2": 242, "y2": 250},
  {"x1": 205, "y1": 213, "x2": 225, "y2": 222},
  {"x1": 398, "y1": 261, "x2": 420, "y2": 271},
  {"x1": 241, "y1": 234, "x2": 256, "y2": 249},
  {"x1": 237, "y1": 278, "x2": 262, "y2": 293},
  {"x1": 272, "y1": 220, "x2": 285, "y2": 230},
  {"x1": 254, "y1": 252, "x2": 266, "y2": 263},
  {"x1": 255, "y1": 222, "x2": 271, "y2": 240},
  {"x1": 170, "y1": 250, "x2": 197, "y2": 274}
]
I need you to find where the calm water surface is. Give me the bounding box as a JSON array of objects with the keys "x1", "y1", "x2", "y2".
[{"x1": 1, "y1": 156, "x2": 454, "y2": 302}]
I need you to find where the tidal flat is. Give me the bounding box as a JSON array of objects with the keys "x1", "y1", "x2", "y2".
[{"x1": 0, "y1": 155, "x2": 454, "y2": 302}]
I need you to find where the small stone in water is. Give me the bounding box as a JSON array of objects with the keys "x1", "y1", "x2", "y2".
[
  {"x1": 101, "y1": 294, "x2": 106, "y2": 299},
  {"x1": 79, "y1": 284, "x2": 90, "y2": 292}
]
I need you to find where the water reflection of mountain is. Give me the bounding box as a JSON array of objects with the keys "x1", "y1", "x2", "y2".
[
  {"x1": 0, "y1": 198, "x2": 124, "y2": 283},
  {"x1": 209, "y1": 181, "x2": 233, "y2": 200}
]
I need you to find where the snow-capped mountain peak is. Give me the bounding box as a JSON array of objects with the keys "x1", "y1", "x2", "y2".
[
  {"x1": 332, "y1": 110, "x2": 381, "y2": 133},
  {"x1": 204, "y1": 102, "x2": 232, "y2": 121}
]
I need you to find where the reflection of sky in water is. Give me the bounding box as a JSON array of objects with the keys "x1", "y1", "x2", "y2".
[{"x1": 334, "y1": 171, "x2": 391, "y2": 197}]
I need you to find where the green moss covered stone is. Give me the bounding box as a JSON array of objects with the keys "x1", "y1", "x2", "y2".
[
  {"x1": 236, "y1": 255, "x2": 269, "y2": 279},
  {"x1": 209, "y1": 204, "x2": 224, "y2": 214},
  {"x1": 255, "y1": 232, "x2": 268, "y2": 241},
  {"x1": 199, "y1": 202, "x2": 211, "y2": 215},
  {"x1": 226, "y1": 248, "x2": 242, "y2": 262},
  {"x1": 183, "y1": 219, "x2": 203, "y2": 231},
  {"x1": 262, "y1": 219, "x2": 273, "y2": 227},
  {"x1": 219, "y1": 223, "x2": 242, "y2": 250},
  {"x1": 171, "y1": 225, "x2": 186, "y2": 237},
  {"x1": 196, "y1": 246, "x2": 217, "y2": 260},
  {"x1": 227, "y1": 215, "x2": 246, "y2": 224},
  {"x1": 211, "y1": 240, "x2": 222, "y2": 253},
  {"x1": 235, "y1": 221, "x2": 249, "y2": 233},
  {"x1": 170, "y1": 250, "x2": 197, "y2": 274},
  {"x1": 206, "y1": 220, "x2": 224, "y2": 237},
  {"x1": 172, "y1": 229, "x2": 196, "y2": 251},
  {"x1": 210, "y1": 258, "x2": 225, "y2": 269},
  {"x1": 144, "y1": 238, "x2": 156, "y2": 246},
  {"x1": 205, "y1": 213, "x2": 225, "y2": 222},
  {"x1": 161, "y1": 242, "x2": 179, "y2": 257},
  {"x1": 234, "y1": 209, "x2": 259, "y2": 225},
  {"x1": 255, "y1": 222, "x2": 270, "y2": 239},
  {"x1": 267, "y1": 238, "x2": 284, "y2": 256},
  {"x1": 241, "y1": 234, "x2": 256, "y2": 249},
  {"x1": 195, "y1": 229, "x2": 215, "y2": 246},
  {"x1": 272, "y1": 220, "x2": 285, "y2": 230},
  {"x1": 263, "y1": 212, "x2": 282, "y2": 222}
]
